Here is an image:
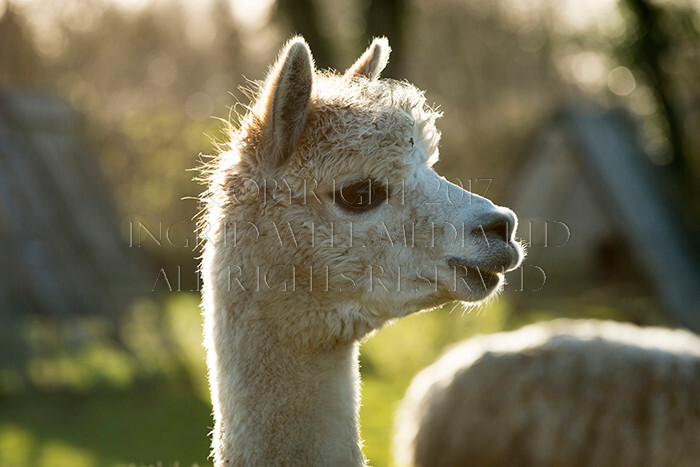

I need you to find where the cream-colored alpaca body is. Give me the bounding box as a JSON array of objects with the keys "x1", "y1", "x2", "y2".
[
  {"x1": 201, "y1": 37, "x2": 523, "y2": 465},
  {"x1": 394, "y1": 320, "x2": 700, "y2": 467}
]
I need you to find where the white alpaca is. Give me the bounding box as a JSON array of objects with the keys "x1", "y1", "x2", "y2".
[
  {"x1": 200, "y1": 37, "x2": 523, "y2": 465},
  {"x1": 393, "y1": 319, "x2": 700, "y2": 467}
]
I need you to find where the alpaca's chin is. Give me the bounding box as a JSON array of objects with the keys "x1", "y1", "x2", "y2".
[
  {"x1": 448, "y1": 270, "x2": 504, "y2": 303},
  {"x1": 397, "y1": 272, "x2": 503, "y2": 314}
]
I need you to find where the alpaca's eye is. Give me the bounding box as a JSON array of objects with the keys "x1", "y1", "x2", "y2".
[
  {"x1": 409, "y1": 137, "x2": 414, "y2": 147},
  {"x1": 335, "y1": 179, "x2": 387, "y2": 212}
]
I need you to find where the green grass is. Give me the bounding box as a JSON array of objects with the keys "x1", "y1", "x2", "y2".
[
  {"x1": 0, "y1": 293, "x2": 213, "y2": 467},
  {"x1": 0, "y1": 387, "x2": 212, "y2": 467}
]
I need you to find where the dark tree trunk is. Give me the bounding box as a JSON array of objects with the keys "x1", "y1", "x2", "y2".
[
  {"x1": 275, "y1": 0, "x2": 333, "y2": 69},
  {"x1": 365, "y1": 0, "x2": 407, "y2": 78},
  {"x1": 622, "y1": 0, "x2": 688, "y2": 188}
]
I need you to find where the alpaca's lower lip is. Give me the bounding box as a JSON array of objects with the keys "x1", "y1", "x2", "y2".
[{"x1": 445, "y1": 256, "x2": 509, "y2": 276}]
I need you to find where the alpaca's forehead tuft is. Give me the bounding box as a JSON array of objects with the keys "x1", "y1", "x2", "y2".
[
  {"x1": 312, "y1": 76, "x2": 441, "y2": 127},
  {"x1": 299, "y1": 76, "x2": 443, "y2": 170}
]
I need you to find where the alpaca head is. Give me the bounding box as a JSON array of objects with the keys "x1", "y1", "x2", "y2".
[{"x1": 203, "y1": 37, "x2": 523, "y2": 347}]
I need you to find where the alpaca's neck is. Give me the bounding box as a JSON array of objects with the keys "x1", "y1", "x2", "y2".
[{"x1": 205, "y1": 298, "x2": 364, "y2": 466}]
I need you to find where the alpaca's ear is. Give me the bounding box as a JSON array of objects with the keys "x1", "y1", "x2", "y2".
[
  {"x1": 258, "y1": 36, "x2": 314, "y2": 171},
  {"x1": 344, "y1": 37, "x2": 390, "y2": 80}
]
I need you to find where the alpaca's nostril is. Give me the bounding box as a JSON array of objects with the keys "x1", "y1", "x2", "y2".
[
  {"x1": 488, "y1": 221, "x2": 509, "y2": 241},
  {"x1": 472, "y1": 214, "x2": 513, "y2": 242}
]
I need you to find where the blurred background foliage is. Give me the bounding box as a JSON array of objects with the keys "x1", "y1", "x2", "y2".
[{"x1": 0, "y1": 0, "x2": 699, "y2": 465}]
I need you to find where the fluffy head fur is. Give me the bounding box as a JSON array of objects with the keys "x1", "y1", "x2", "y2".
[
  {"x1": 393, "y1": 319, "x2": 700, "y2": 467},
  {"x1": 201, "y1": 37, "x2": 523, "y2": 465}
]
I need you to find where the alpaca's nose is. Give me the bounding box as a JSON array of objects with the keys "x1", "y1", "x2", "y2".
[{"x1": 471, "y1": 209, "x2": 517, "y2": 242}]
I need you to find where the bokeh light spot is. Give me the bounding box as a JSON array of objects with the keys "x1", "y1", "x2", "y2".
[{"x1": 608, "y1": 66, "x2": 636, "y2": 96}]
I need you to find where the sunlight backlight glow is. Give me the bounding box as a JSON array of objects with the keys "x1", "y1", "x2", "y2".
[{"x1": 229, "y1": 0, "x2": 274, "y2": 29}]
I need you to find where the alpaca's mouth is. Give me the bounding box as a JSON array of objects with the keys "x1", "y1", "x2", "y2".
[{"x1": 447, "y1": 257, "x2": 503, "y2": 283}]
